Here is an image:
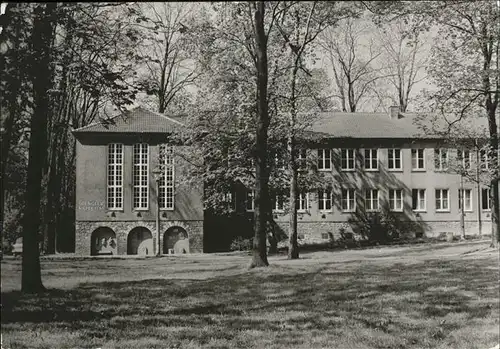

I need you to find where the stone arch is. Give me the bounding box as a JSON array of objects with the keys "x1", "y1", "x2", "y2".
[
  {"x1": 91, "y1": 227, "x2": 117, "y2": 256},
  {"x1": 163, "y1": 226, "x2": 189, "y2": 254},
  {"x1": 127, "y1": 226, "x2": 153, "y2": 256}
]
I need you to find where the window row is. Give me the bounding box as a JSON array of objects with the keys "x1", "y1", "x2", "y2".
[
  {"x1": 240, "y1": 188, "x2": 493, "y2": 213},
  {"x1": 107, "y1": 143, "x2": 174, "y2": 211},
  {"x1": 314, "y1": 148, "x2": 495, "y2": 172}
]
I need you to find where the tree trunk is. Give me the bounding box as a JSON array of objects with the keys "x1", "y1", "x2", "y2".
[
  {"x1": 250, "y1": 1, "x2": 269, "y2": 268},
  {"x1": 288, "y1": 61, "x2": 299, "y2": 259},
  {"x1": 22, "y1": 3, "x2": 57, "y2": 293}
]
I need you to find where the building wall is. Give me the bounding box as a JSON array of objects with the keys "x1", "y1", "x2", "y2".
[{"x1": 74, "y1": 135, "x2": 203, "y2": 255}]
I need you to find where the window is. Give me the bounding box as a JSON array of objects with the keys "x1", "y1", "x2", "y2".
[
  {"x1": 457, "y1": 149, "x2": 471, "y2": 170},
  {"x1": 412, "y1": 189, "x2": 426, "y2": 211},
  {"x1": 458, "y1": 189, "x2": 472, "y2": 212},
  {"x1": 341, "y1": 149, "x2": 355, "y2": 170},
  {"x1": 298, "y1": 149, "x2": 307, "y2": 170},
  {"x1": 434, "y1": 148, "x2": 448, "y2": 171},
  {"x1": 224, "y1": 191, "x2": 236, "y2": 211},
  {"x1": 365, "y1": 189, "x2": 379, "y2": 211},
  {"x1": 341, "y1": 189, "x2": 356, "y2": 212},
  {"x1": 133, "y1": 143, "x2": 149, "y2": 210},
  {"x1": 389, "y1": 189, "x2": 404, "y2": 211},
  {"x1": 297, "y1": 192, "x2": 309, "y2": 212},
  {"x1": 318, "y1": 190, "x2": 332, "y2": 211},
  {"x1": 482, "y1": 188, "x2": 491, "y2": 210},
  {"x1": 480, "y1": 149, "x2": 490, "y2": 170},
  {"x1": 364, "y1": 149, "x2": 378, "y2": 170},
  {"x1": 388, "y1": 149, "x2": 402, "y2": 170},
  {"x1": 273, "y1": 193, "x2": 285, "y2": 212},
  {"x1": 411, "y1": 149, "x2": 425, "y2": 170},
  {"x1": 317, "y1": 149, "x2": 331, "y2": 170},
  {"x1": 107, "y1": 143, "x2": 123, "y2": 210},
  {"x1": 246, "y1": 190, "x2": 255, "y2": 211},
  {"x1": 159, "y1": 145, "x2": 175, "y2": 210},
  {"x1": 435, "y1": 189, "x2": 450, "y2": 211}
]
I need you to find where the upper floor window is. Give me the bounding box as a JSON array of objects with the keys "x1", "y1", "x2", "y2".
[
  {"x1": 107, "y1": 143, "x2": 123, "y2": 210},
  {"x1": 159, "y1": 145, "x2": 174, "y2": 210},
  {"x1": 297, "y1": 192, "x2": 309, "y2": 212},
  {"x1": 412, "y1": 189, "x2": 426, "y2": 211},
  {"x1": 133, "y1": 143, "x2": 149, "y2": 210},
  {"x1": 318, "y1": 190, "x2": 332, "y2": 211},
  {"x1": 389, "y1": 189, "x2": 404, "y2": 211},
  {"x1": 341, "y1": 149, "x2": 355, "y2": 171},
  {"x1": 457, "y1": 149, "x2": 472, "y2": 170},
  {"x1": 224, "y1": 191, "x2": 236, "y2": 211},
  {"x1": 458, "y1": 189, "x2": 472, "y2": 212},
  {"x1": 273, "y1": 193, "x2": 285, "y2": 212},
  {"x1": 341, "y1": 189, "x2": 356, "y2": 212},
  {"x1": 364, "y1": 149, "x2": 378, "y2": 171},
  {"x1": 388, "y1": 149, "x2": 402, "y2": 170},
  {"x1": 434, "y1": 148, "x2": 449, "y2": 171},
  {"x1": 482, "y1": 188, "x2": 491, "y2": 210},
  {"x1": 246, "y1": 190, "x2": 255, "y2": 212},
  {"x1": 480, "y1": 149, "x2": 490, "y2": 170},
  {"x1": 317, "y1": 149, "x2": 331, "y2": 171},
  {"x1": 365, "y1": 189, "x2": 379, "y2": 211},
  {"x1": 435, "y1": 189, "x2": 450, "y2": 212},
  {"x1": 411, "y1": 149, "x2": 425, "y2": 170},
  {"x1": 298, "y1": 149, "x2": 307, "y2": 171}
]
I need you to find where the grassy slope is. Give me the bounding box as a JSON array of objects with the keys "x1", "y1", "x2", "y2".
[{"x1": 1, "y1": 241, "x2": 499, "y2": 349}]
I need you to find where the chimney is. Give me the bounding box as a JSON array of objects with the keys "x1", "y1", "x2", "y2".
[{"x1": 389, "y1": 105, "x2": 401, "y2": 119}]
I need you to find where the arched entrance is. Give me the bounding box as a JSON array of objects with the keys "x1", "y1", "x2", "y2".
[
  {"x1": 127, "y1": 227, "x2": 153, "y2": 255},
  {"x1": 91, "y1": 227, "x2": 117, "y2": 255},
  {"x1": 163, "y1": 226, "x2": 189, "y2": 254}
]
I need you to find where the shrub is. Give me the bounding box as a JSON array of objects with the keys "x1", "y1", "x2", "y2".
[{"x1": 229, "y1": 236, "x2": 253, "y2": 251}]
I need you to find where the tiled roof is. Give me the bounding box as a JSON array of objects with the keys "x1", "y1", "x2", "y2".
[
  {"x1": 72, "y1": 106, "x2": 184, "y2": 134},
  {"x1": 307, "y1": 111, "x2": 489, "y2": 139}
]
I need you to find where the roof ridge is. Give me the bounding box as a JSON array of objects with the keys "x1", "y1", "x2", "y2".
[
  {"x1": 71, "y1": 109, "x2": 126, "y2": 132},
  {"x1": 140, "y1": 106, "x2": 185, "y2": 126}
]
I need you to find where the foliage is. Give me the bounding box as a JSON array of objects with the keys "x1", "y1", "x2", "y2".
[{"x1": 229, "y1": 236, "x2": 253, "y2": 252}]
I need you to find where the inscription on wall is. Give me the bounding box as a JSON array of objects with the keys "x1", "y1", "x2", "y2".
[{"x1": 78, "y1": 200, "x2": 105, "y2": 211}]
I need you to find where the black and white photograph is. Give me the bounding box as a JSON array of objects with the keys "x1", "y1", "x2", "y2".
[{"x1": 1, "y1": 1, "x2": 499, "y2": 348}]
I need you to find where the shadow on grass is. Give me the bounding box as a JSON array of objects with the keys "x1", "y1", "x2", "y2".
[{"x1": 1, "y1": 257, "x2": 499, "y2": 349}]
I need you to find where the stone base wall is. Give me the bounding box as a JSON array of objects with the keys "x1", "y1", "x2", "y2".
[{"x1": 75, "y1": 220, "x2": 203, "y2": 255}]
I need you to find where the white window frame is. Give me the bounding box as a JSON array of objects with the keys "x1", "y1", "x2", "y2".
[
  {"x1": 297, "y1": 192, "x2": 309, "y2": 212},
  {"x1": 458, "y1": 189, "x2": 472, "y2": 212},
  {"x1": 480, "y1": 149, "x2": 490, "y2": 170},
  {"x1": 458, "y1": 149, "x2": 472, "y2": 170},
  {"x1": 481, "y1": 188, "x2": 491, "y2": 211},
  {"x1": 341, "y1": 189, "x2": 356, "y2": 212},
  {"x1": 107, "y1": 143, "x2": 123, "y2": 210},
  {"x1": 364, "y1": 149, "x2": 378, "y2": 171},
  {"x1": 411, "y1": 148, "x2": 425, "y2": 171},
  {"x1": 159, "y1": 145, "x2": 175, "y2": 210},
  {"x1": 341, "y1": 149, "x2": 355, "y2": 171},
  {"x1": 133, "y1": 143, "x2": 149, "y2": 210},
  {"x1": 389, "y1": 189, "x2": 404, "y2": 212},
  {"x1": 273, "y1": 193, "x2": 285, "y2": 212},
  {"x1": 365, "y1": 189, "x2": 379, "y2": 212},
  {"x1": 318, "y1": 190, "x2": 333, "y2": 212},
  {"x1": 225, "y1": 191, "x2": 236, "y2": 211},
  {"x1": 435, "y1": 189, "x2": 450, "y2": 212},
  {"x1": 434, "y1": 148, "x2": 449, "y2": 171},
  {"x1": 411, "y1": 189, "x2": 426, "y2": 212},
  {"x1": 246, "y1": 190, "x2": 255, "y2": 212},
  {"x1": 298, "y1": 149, "x2": 307, "y2": 171},
  {"x1": 317, "y1": 149, "x2": 331, "y2": 171},
  {"x1": 388, "y1": 148, "x2": 402, "y2": 171}
]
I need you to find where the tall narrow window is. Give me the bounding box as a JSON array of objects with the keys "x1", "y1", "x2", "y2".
[
  {"x1": 411, "y1": 149, "x2": 425, "y2": 170},
  {"x1": 365, "y1": 189, "x2": 379, "y2": 211},
  {"x1": 482, "y1": 188, "x2": 491, "y2": 210},
  {"x1": 317, "y1": 149, "x2": 331, "y2": 170},
  {"x1": 298, "y1": 149, "x2": 307, "y2": 171},
  {"x1": 297, "y1": 192, "x2": 308, "y2": 212},
  {"x1": 364, "y1": 149, "x2": 378, "y2": 170},
  {"x1": 389, "y1": 189, "x2": 404, "y2": 211},
  {"x1": 457, "y1": 150, "x2": 471, "y2": 170},
  {"x1": 341, "y1": 189, "x2": 355, "y2": 212},
  {"x1": 159, "y1": 145, "x2": 174, "y2": 210},
  {"x1": 412, "y1": 189, "x2": 426, "y2": 211},
  {"x1": 480, "y1": 149, "x2": 490, "y2": 170},
  {"x1": 133, "y1": 143, "x2": 149, "y2": 210},
  {"x1": 107, "y1": 143, "x2": 123, "y2": 210},
  {"x1": 225, "y1": 191, "x2": 236, "y2": 211},
  {"x1": 273, "y1": 193, "x2": 285, "y2": 212},
  {"x1": 458, "y1": 189, "x2": 472, "y2": 212},
  {"x1": 435, "y1": 189, "x2": 450, "y2": 211},
  {"x1": 246, "y1": 190, "x2": 255, "y2": 211},
  {"x1": 388, "y1": 149, "x2": 402, "y2": 170},
  {"x1": 341, "y1": 149, "x2": 355, "y2": 170},
  {"x1": 318, "y1": 190, "x2": 332, "y2": 211},
  {"x1": 434, "y1": 148, "x2": 449, "y2": 171}
]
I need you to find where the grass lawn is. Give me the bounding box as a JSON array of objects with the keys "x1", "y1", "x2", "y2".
[{"x1": 1, "y1": 241, "x2": 499, "y2": 349}]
